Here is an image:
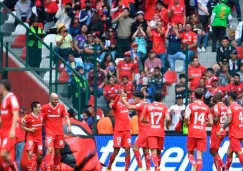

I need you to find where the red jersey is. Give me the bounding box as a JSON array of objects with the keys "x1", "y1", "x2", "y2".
[
  {"x1": 0, "y1": 93, "x2": 20, "y2": 137},
  {"x1": 159, "y1": 7, "x2": 169, "y2": 25},
  {"x1": 119, "y1": 81, "x2": 134, "y2": 100},
  {"x1": 103, "y1": 84, "x2": 119, "y2": 101},
  {"x1": 112, "y1": 96, "x2": 130, "y2": 131},
  {"x1": 209, "y1": 86, "x2": 225, "y2": 97},
  {"x1": 151, "y1": 29, "x2": 166, "y2": 54},
  {"x1": 135, "y1": 101, "x2": 148, "y2": 132},
  {"x1": 133, "y1": 55, "x2": 140, "y2": 74},
  {"x1": 170, "y1": 4, "x2": 185, "y2": 25},
  {"x1": 181, "y1": 31, "x2": 198, "y2": 51},
  {"x1": 185, "y1": 100, "x2": 211, "y2": 138},
  {"x1": 117, "y1": 60, "x2": 134, "y2": 81},
  {"x1": 228, "y1": 102, "x2": 243, "y2": 138},
  {"x1": 23, "y1": 113, "x2": 43, "y2": 142},
  {"x1": 226, "y1": 83, "x2": 243, "y2": 98},
  {"x1": 205, "y1": 76, "x2": 215, "y2": 89},
  {"x1": 144, "y1": 0, "x2": 157, "y2": 20},
  {"x1": 45, "y1": 0, "x2": 58, "y2": 14},
  {"x1": 211, "y1": 102, "x2": 228, "y2": 135},
  {"x1": 41, "y1": 103, "x2": 68, "y2": 136},
  {"x1": 16, "y1": 118, "x2": 26, "y2": 142},
  {"x1": 143, "y1": 102, "x2": 168, "y2": 137},
  {"x1": 188, "y1": 64, "x2": 206, "y2": 90}
]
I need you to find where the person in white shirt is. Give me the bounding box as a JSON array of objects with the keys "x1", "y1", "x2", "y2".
[{"x1": 169, "y1": 94, "x2": 186, "y2": 130}]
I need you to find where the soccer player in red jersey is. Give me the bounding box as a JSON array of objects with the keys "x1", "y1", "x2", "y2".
[
  {"x1": 209, "y1": 93, "x2": 228, "y2": 171},
  {"x1": 0, "y1": 80, "x2": 20, "y2": 171},
  {"x1": 217, "y1": 91, "x2": 243, "y2": 170},
  {"x1": 140, "y1": 91, "x2": 171, "y2": 171},
  {"x1": 41, "y1": 93, "x2": 71, "y2": 171},
  {"x1": 185, "y1": 88, "x2": 213, "y2": 171},
  {"x1": 106, "y1": 91, "x2": 131, "y2": 171},
  {"x1": 121, "y1": 90, "x2": 150, "y2": 171},
  {"x1": 22, "y1": 101, "x2": 43, "y2": 171}
]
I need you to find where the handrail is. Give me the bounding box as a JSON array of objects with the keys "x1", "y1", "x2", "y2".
[{"x1": 0, "y1": 2, "x2": 89, "y2": 114}]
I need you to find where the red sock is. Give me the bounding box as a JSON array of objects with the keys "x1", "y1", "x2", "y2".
[
  {"x1": 214, "y1": 155, "x2": 222, "y2": 171},
  {"x1": 225, "y1": 155, "x2": 233, "y2": 169},
  {"x1": 188, "y1": 154, "x2": 196, "y2": 165},
  {"x1": 152, "y1": 154, "x2": 158, "y2": 167},
  {"x1": 125, "y1": 156, "x2": 130, "y2": 170},
  {"x1": 45, "y1": 153, "x2": 52, "y2": 168},
  {"x1": 157, "y1": 155, "x2": 161, "y2": 166},
  {"x1": 54, "y1": 154, "x2": 61, "y2": 167},
  {"x1": 196, "y1": 159, "x2": 202, "y2": 171},
  {"x1": 107, "y1": 154, "x2": 115, "y2": 169},
  {"x1": 144, "y1": 152, "x2": 151, "y2": 170},
  {"x1": 134, "y1": 150, "x2": 142, "y2": 168},
  {"x1": 27, "y1": 160, "x2": 33, "y2": 171},
  {"x1": 238, "y1": 153, "x2": 243, "y2": 166}
]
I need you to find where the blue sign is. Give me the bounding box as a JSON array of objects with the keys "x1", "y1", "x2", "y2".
[{"x1": 95, "y1": 135, "x2": 243, "y2": 171}]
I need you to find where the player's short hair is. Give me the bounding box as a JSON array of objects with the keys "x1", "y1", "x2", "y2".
[
  {"x1": 153, "y1": 91, "x2": 163, "y2": 102},
  {"x1": 31, "y1": 101, "x2": 40, "y2": 111},
  {"x1": 0, "y1": 79, "x2": 11, "y2": 91},
  {"x1": 133, "y1": 91, "x2": 144, "y2": 99},
  {"x1": 194, "y1": 88, "x2": 203, "y2": 99},
  {"x1": 213, "y1": 92, "x2": 223, "y2": 101},
  {"x1": 227, "y1": 91, "x2": 237, "y2": 101},
  {"x1": 234, "y1": 73, "x2": 240, "y2": 78},
  {"x1": 122, "y1": 76, "x2": 128, "y2": 80},
  {"x1": 207, "y1": 68, "x2": 214, "y2": 74}
]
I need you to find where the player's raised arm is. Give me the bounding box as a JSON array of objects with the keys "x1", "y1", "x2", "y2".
[
  {"x1": 184, "y1": 105, "x2": 191, "y2": 127},
  {"x1": 165, "y1": 108, "x2": 172, "y2": 130},
  {"x1": 121, "y1": 96, "x2": 136, "y2": 110}
]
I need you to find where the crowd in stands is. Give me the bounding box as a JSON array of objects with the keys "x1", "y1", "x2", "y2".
[{"x1": 2, "y1": 0, "x2": 243, "y2": 133}]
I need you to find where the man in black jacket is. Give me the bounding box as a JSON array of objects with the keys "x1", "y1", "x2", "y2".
[{"x1": 131, "y1": 11, "x2": 147, "y2": 35}]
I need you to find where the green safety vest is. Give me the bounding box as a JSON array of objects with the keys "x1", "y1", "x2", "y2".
[
  {"x1": 212, "y1": 3, "x2": 231, "y2": 27},
  {"x1": 182, "y1": 122, "x2": 188, "y2": 134},
  {"x1": 28, "y1": 26, "x2": 43, "y2": 49},
  {"x1": 73, "y1": 76, "x2": 87, "y2": 98}
]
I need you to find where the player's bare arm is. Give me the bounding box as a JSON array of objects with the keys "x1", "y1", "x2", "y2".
[
  {"x1": 9, "y1": 110, "x2": 19, "y2": 138},
  {"x1": 216, "y1": 115, "x2": 232, "y2": 137},
  {"x1": 64, "y1": 115, "x2": 71, "y2": 132},
  {"x1": 213, "y1": 115, "x2": 220, "y2": 123},
  {"x1": 184, "y1": 106, "x2": 191, "y2": 127},
  {"x1": 121, "y1": 97, "x2": 136, "y2": 110},
  {"x1": 21, "y1": 119, "x2": 36, "y2": 132},
  {"x1": 206, "y1": 114, "x2": 213, "y2": 127},
  {"x1": 165, "y1": 111, "x2": 172, "y2": 130}
]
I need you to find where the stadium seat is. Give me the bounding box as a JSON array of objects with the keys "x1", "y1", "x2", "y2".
[
  {"x1": 12, "y1": 23, "x2": 29, "y2": 36},
  {"x1": 236, "y1": 46, "x2": 243, "y2": 59},
  {"x1": 164, "y1": 71, "x2": 177, "y2": 85},
  {"x1": 20, "y1": 47, "x2": 26, "y2": 60},
  {"x1": 5, "y1": 13, "x2": 15, "y2": 23},
  {"x1": 40, "y1": 58, "x2": 51, "y2": 68},
  {"x1": 10, "y1": 35, "x2": 26, "y2": 48},
  {"x1": 58, "y1": 70, "x2": 69, "y2": 83},
  {"x1": 42, "y1": 34, "x2": 57, "y2": 58},
  {"x1": 43, "y1": 70, "x2": 58, "y2": 84},
  {"x1": 115, "y1": 58, "x2": 123, "y2": 64}
]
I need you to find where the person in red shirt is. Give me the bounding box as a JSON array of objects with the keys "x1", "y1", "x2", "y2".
[
  {"x1": 217, "y1": 91, "x2": 243, "y2": 169},
  {"x1": 205, "y1": 76, "x2": 225, "y2": 100},
  {"x1": 0, "y1": 80, "x2": 20, "y2": 171},
  {"x1": 209, "y1": 93, "x2": 228, "y2": 171},
  {"x1": 121, "y1": 91, "x2": 150, "y2": 170},
  {"x1": 225, "y1": 73, "x2": 243, "y2": 103},
  {"x1": 116, "y1": 51, "x2": 134, "y2": 82},
  {"x1": 155, "y1": 1, "x2": 169, "y2": 26},
  {"x1": 22, "y1": 101, "x2": 43, "y2": 171},
  {"x1": 188, "y1": 57, "x2": 206, "y2": 91},
  {"x1": 106, "y1": 92, "x2": 131, "y2": 171},
  {"x1": 185, "y1": 88, "x2": 213, "y2": 171},
  {"x1": 147, "y1": 21, "x2": 166, "y2": 70},
  {"x1": 41, "y1": 93, "x2": 71, "y2": 170},
  {"x1": 103, "y1": 76, "x2": 119, "y2": 104},
  {"x1": 144, "y1": 0, "x2": 157, "y2": 20},
  {"x1": 205, "y1": 68, "x2": 215, "y2": 89},
  {"x1": 140, "y1": 91, "x2": 171, "y2": 171},
  {"x1": 168, "y1": 0, "x2": 186, "y2": 26},
  {"x1": 119, "y1": 76, "x2": 135, "y2": 101}
]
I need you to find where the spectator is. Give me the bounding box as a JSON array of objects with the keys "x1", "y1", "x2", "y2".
[
  {"x1": 236, "y1": 62, "x2": 243, "y2": 82},
  {"x1": 88, "y1": 62, "x2": 105, "y2": 97},
  {"x1": 138, "y1": 78, "x2": 154, "y2": 102},
  {"x1": 169, "y1": 95, "x2": 185, "y2": 130},
  {"x1": 235, "y1": 21, "x2": 243, "y2": 46},
  {"x1": 155, "y1": 1, "x2": 169, "y2": 25},
  {"x1": 165, "y1": 23, "x2": 185, "y2": 71},
  {"x1": 228, "y1": 49, "x2": 240, "y2": 76},
  {"x1": 131, "y1": 11, "x2": 147, "y2": 35},
  {"x1": 168, "y1": 0, "x2": 186, "y2": 26},
  {"x1": 116, "y1": 51, "x2": 134, "y2": 82},
  {"x1": 55, "y1": 23, "x2": 73, "y2": 61},
  {"x1": 205, "y1": 68, "x2": 215, "y2": 89},
  {"x1": 207, "y1": 0, "x2": 219, "y2": 16},
  {"x1": 66, "y1": 52, "x2": 84, "y2": 82},
  {"x1": 100, "y1": 52, "x2": 116, "y2": 71},
  {"x1": 181, "y1": 23, "x2": 198, "y2": 61},
  {"x1": 68, "y1": 1, "x2": 82, "y2": 36},
  {"x1": 79, "y1": 0, "x2": 96, "y2": 26},
  {"x1": 205, "y1": 76, "x2": 225, "y2": 100},
  {"x1": 112, "y1": 8, "x2": 134, "y2": 57},
  {"x1": 227, "y1": 0, "x2": 241, "y2": 21},
  {"x1": 69, "y1": 66, "x2": 87, "y2": 111},
  {"x1": 197, "y1": 0, "x2": 210, "y2": 32},
  {"x1": 74, "y1": 25, "x2": 88, "y2": 57},
  {"x1": 144, "y1": 0, "x2": 157, "y2": 20},
  {"x1": 119, "y1": 76, "x2": 134, "y2": 101},
  {"x1": 82, "y1": 109, "x2": 93, "y2": 130},
  {"x1": 147, "y1": 21, "x2": 166, "y2": 71},
  {"x1": 150, "y1": 67, "x2": 167, "y2": 97},
  {"x1": 175, "y1": 73, "x2": 186, "y2": 97},
  {"x1": 102, "y1": 27, "x2": 117, "y2": 60},
  {"x1": 105, "y1": 61, "x2": 117, "y2": 82},
  {"x1": 225, "y1": 73, "x2": 243, "y2": 103},
  {"x1": 147, "y1": 12, "x2": 161, "y2": 28},
  {"x1": 110, "y1": 0, "x2": 124, "y2": 19},
  {"x1": 144, "y1": 50, "x2": 162, "y2": 77},
  {"x1": 97, "y1": 108, "x2": 114, "y2": 134},
  {"x1": 174, "y1": 110, "x2": 188, "y2": 134},
  {"x1": 15, "y1": 0, "x2": 32, "y2": 26},
  {"x1": 210, "y1": 0, "x2": 232, "y2": 52},
  {"x1": 197, "y1": 78, "x2": 208, "y2": 98},
  {"x1": 216, "y1": 36, "x2": 235, "y2": 65},
  {"x1": 103, "y1": 76, "x2": 119, "y2": 105},
  {"x1": 188, "y1": 57, "x2": 206, "y2": 90},
  {"x1": 27, "y1": 18, "x2": 46, "y2": 70},
  {"x1": 129, "y1": 42, "x2": 141, "y2": 82},
  {"x1": 215, "y1": 61, "x2": 231, "y2": 86}
]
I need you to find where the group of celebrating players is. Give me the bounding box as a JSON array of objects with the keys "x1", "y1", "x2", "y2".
[
  {"x1": 106, "y1": 88, "x2": 243, "y2": 171},
  {"x1": 0, "y1": 78, "x2": 243, "y2": 171},
  {"x1": 0, "y1": 79, "x2": 71, "y2": 171}
]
